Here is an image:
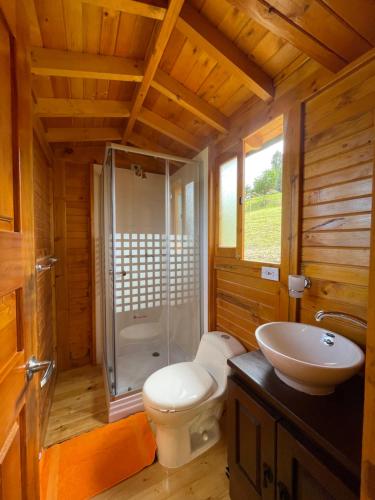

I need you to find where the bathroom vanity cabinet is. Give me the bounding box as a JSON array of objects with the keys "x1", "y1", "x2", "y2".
[{"x1": 227, "y1": 351, "x2": 363, "y2": 500}]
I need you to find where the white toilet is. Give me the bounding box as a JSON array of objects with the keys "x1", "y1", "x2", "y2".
[{"x1": 142, "y1": 331, "x2": 245, "y2": 468}]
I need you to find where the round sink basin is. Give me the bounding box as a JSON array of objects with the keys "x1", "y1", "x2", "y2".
[{"x1": 255, "y1": 322, "x2": 365, "y2": 395}]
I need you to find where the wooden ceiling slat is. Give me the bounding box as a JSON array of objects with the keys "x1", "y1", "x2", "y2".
[
  {"x1": 27, "y1": 0, "x2": 54, "y2": 159},
  {"x1": 31, "y1": 47, "x2": 144, "y2": 82},
  {"x1": 176, "y1": 4, "x2": 274, "y2": 101},
  {"x1": 122, "y1": 0, "x2": 185, "y2": 143},
  {"x1": 34, "y1": 98, "x2": 131, "y2": 118},
  {"x1": 151, "y1": 69, "x2": 229, "y2": 133},
  {"x1": 138, "y1": 107, "x2": 204, "y2": 152},
  {"x1": 46, "y1": 127, "x2": 122, "y2": 142},
  {"x1": 82, "y1": 0, "x2": 167, "y2": 20},
  {"x1": 267, "y1": 0, "x2": 371, "y2": 62},
  {"x1": 225, "y1": 0, "x2": 347, "y2": 72},
  {"x1": 320, "y1": 0, "x2": 375, "y2": 46},
  {"x1": 129, "y1": 131, "x2": 177, "y2": 155},
  {"x1": 29, "y1": 0, "x2": 375, "y2": 152}
]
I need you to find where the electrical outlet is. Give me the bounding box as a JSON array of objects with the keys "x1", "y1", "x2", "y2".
[{"x1": 261, "y1": 266, "x2": 279, "y2": 281}]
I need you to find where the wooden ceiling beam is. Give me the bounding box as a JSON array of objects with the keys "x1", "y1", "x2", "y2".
[
  {"x1": 138, "y1": 107, "x2": 204, "y2": 152},
  {"x1": 151, "y1": 69, "x2": 229, "y2": 133},
  {"x1": 31, "y1": 47, "x2": 144, "y2": 82},
  {"x1": 46, "y1": 128, "x2": 122, "y2": 143},
  {"x1": 31, "y1": 48, "x2": 227, "y2": 133},
  {"x1": 225, "y1": 0, "x2": 346, "y2": 73},
  {"x1": 34, "y1": 98, "x2": 131, "y2": 118},
  {"x1": 122, "y1": 0, "x2": 185, "y2": 144},
  {"x1": 176, "y1": 4, "x2": 274, "y2": 101},
  {"x1": 81, "y1": 0, "x2": 167, "y2": 20}
]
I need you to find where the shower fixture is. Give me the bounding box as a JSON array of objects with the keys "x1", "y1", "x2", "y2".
[{"x1": 131, "y1": 163, "x2": 147, "y2": 179}]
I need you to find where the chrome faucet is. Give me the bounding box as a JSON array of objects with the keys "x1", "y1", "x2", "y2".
[{"x1": 315, "y1": 310, "x2": 367, "y2": 329}]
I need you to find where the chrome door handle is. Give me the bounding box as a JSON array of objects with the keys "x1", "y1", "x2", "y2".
[
  {"x1": 26, "y1": 356, "x2": 56, "y2": 388},
  {"x1": 35, "y1": 256, "x2": 58, "y2": 272}
]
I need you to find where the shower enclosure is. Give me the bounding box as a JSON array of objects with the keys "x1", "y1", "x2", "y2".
[{"x1": 100, "y1": 143, "x2": 202, "y2": 413}]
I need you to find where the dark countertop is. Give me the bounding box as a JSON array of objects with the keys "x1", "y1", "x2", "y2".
[{"x1": 228, "y1": 350, "x2": 364, "y2": 480}]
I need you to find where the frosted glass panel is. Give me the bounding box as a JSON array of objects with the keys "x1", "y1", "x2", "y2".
[{"x1": 219, "y1": 157, "x2": 237, "y2": 248}]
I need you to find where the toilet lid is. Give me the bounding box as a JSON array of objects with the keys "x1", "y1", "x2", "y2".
[{"x1": 143, "y1": 362, "x2": 215, "y2": 412}]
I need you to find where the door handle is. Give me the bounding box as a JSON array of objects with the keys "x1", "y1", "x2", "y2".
[
  {"x1": 263, "y1": 462, "x2": 274, "y2": 488},
  {"x1": 26, "y1": 356, "x2": 56, "y2": 388},
  {"x1": 35, "y1": 256, "x2": 58, "y2": 272}
]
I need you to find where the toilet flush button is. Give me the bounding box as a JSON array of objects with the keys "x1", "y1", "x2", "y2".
[{"x1": 202, "y1": 431, "x2": 209, "y2": 442}]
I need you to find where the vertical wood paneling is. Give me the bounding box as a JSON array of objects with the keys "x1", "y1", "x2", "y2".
[
  {"x1": 301, "y1": 60, "x2": 375, "y2": 346},
  {"x1": 53, "y1": 160, "x2": 93, "y2": 370}
]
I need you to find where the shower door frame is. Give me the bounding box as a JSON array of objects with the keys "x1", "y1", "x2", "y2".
[{"x1": 102, "y1": 143, "x2": 202, "y2": 416}]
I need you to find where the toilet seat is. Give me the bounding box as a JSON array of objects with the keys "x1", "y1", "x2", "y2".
[{"x1": 143, "y1": 362, "x2": 215, "y2": 412}]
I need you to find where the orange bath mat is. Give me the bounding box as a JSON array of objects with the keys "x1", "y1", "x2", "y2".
[{"x1": 40, "y1": 412, "x2": 156, "y2": 500}]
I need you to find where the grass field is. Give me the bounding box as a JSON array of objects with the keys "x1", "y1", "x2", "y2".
[{"x1": 244, "y1": 192, "x2": 282, "y2": 263}]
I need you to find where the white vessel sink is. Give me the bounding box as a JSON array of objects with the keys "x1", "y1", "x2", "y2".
[{"x1": 255, "y1": 322, "x2": 364, "y2": 395}]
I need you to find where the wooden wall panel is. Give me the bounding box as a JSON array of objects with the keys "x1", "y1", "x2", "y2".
[
  {"x1": 214, "y1": 258, "x2": 280, "y2": 350},
  {"x1": 300, "y1": 60, "x2": 375, "y2": 347},
  {"x1": 212, "y1": 56, "x2": 375, "y2": 353},
  {"x1": 53, "y1": 160, "x2": 93, "y2": 370},
  {"x1": 33, "y1": 135, "x2": 56, "y2": 442}
]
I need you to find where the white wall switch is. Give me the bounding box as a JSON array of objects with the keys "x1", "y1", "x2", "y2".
[{"x1": 261, "y1": 266, "x2": 279, "y2": 281}]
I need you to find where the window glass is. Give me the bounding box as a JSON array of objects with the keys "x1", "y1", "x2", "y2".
[
  {"x1": 218, "y1": 157, "x2": 237, "y2": 248},
  {"x1": 244, "y1": 139, "x2": 283, "y2": 263}
]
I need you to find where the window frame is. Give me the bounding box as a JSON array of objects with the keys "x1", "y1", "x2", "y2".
[
  {"x1": 214, "y1": 117, "x2": 285, "y2": 268},
  {"x1": 243, "y1": 134, "x2": 284, "y2": 266},
  {"x1": 215, "y1": 145, "x2": 244, "y2": 259}
]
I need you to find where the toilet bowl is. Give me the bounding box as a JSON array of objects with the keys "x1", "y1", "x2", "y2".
[{"x1": 142, "y1": 331, "x2": 245, "y2": 468}]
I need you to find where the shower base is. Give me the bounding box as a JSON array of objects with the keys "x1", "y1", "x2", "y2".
[{"x1": 104, "y1": 343, "x2": 188, "y2": 423}]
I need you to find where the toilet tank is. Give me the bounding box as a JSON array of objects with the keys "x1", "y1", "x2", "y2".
[{"x1": 194, "y1": 332, "x2": 246, "y2": 388}]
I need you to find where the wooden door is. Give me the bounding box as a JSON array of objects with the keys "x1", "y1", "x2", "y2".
[
  {"x1": 228, "y1": 377, "x2": 278, "y2": 500},
  {"x1": 277, "y1": 423, "x2": 357, "y2": 500},
  {"x1": 33, "y1": 137, "x2": 56, "y2": 444},
  {"x1": 0, "y1": 2, "x2": 40, "y2": 498}
]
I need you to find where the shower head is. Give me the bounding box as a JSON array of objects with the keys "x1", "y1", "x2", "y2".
[{"x1": 131, "y1": 164, "x2": 147, "y2": 179}]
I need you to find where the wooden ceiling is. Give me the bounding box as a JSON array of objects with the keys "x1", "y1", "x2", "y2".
[{"x1": 28, "y1": 0, "x2": 375, "y2": 160}]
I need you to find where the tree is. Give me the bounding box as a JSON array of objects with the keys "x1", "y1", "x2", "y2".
[{"x1": 251, "y1": 150, "x2": 282, "y2": 195}]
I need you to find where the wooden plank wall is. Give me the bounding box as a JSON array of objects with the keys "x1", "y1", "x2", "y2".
[
  {"x1": 214, "y1": 258, "x2": 280, "y2": 350},
  {"x1": 300, "y1": 60, "x2": 375, "y2": 347},
  {"x1": 33, "y1": 135, "x2": 56, "y2": 439},
  {"x1": 212, "y1": 57, "x2": 375, "y2": 351},
  {"x1": 53, "y1": 160, "x2": 93, "y2": 370}
]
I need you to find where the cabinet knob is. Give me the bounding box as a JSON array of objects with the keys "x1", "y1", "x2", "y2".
[
  {"x1": 277, "y1": 481, "x2": 291, "y2": 500},
  {"x1": 263, "y1": 463, "x2": 274, "y2": 488}
]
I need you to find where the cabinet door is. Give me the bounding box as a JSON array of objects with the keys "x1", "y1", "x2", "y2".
[
  {"x1": 228, "y1": 378, "x2": 278, "y2": 500},
  {"x1": 276, "y1": 423, "x2": 358, "y2": 500}
]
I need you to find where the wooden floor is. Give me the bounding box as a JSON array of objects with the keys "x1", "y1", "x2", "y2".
[
  {"x1": 94, "y1": 438, "x2": 230, "y2": 500},
  {"x1": 44, "y1": 364, "x2": 107, "y2": 447},
  {"x1": 44, "y1": 365, "x2": 230, "y2": 499}
]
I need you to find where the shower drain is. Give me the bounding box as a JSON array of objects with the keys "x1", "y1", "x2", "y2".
[{"x1": 152, "y1": 352, "x2": 160, "y2": 357}]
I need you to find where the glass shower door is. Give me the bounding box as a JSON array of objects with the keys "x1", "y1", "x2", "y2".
[
  {"x1": 169, "y1": 161, "x2": 201, "y2": 364},
  {"x1": 101, "y1": 150, "x2": 116, "y2": 393},
  {"x1": 113, "y1": 155, "x2": 169, "y2": 395},
  {"x1": 102, "y1": 146, "x2": 202, "y2": 398}
]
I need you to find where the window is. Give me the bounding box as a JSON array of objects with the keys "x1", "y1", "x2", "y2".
[
  {"x1": 244, "y1": 138, "x2": 283, "y2": 263},
  {"x1": 218, "y1": 157, "x2": 237, "y2": 248}
]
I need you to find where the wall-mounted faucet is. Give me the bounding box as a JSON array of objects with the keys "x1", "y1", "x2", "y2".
[{"x1": 315, "y1": 310, "x2": 367, "y2": 329}]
